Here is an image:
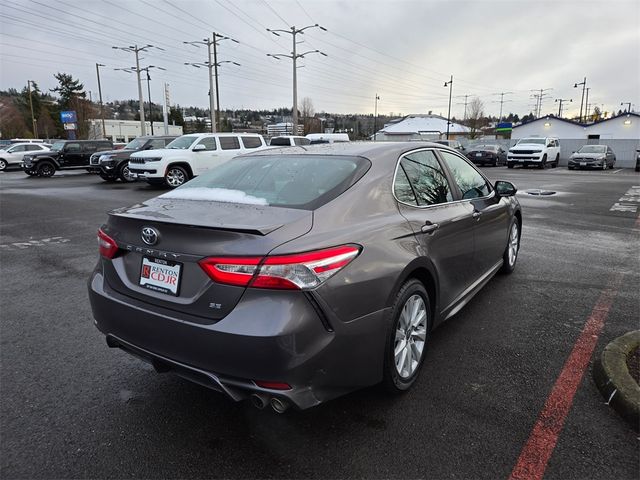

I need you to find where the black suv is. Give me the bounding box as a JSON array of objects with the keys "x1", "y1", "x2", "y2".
[
  {"x1": 23, "y1": 140, "x2": 113, "y2": 177},
  {"x1": 88, "y1": 136, "x2": 176, "y2": 182}
]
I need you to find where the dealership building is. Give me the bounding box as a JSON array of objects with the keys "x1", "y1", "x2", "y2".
[{"x1": 87, "y1": 119, "x2": 183, "y2": 143}]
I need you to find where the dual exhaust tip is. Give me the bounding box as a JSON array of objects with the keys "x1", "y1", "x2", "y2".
[{"x1": 250, "y1": 393, "x2": 290, "y2": 413}]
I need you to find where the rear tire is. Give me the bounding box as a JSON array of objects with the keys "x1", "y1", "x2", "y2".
[
  {"x1": 37, "y1": 162, "x2": 55, "y2": 177},
  {"x1": 500, "y1": 219, "x2": 520, "y2": 274},
  {"x1": 382, "y1": 279, "x2": 431, "y2": 393},
  {"x1": 0, "y1": 159, "x2": 7, "y2": 171},
  {"x1": 164, "y1": 166, "x2": 188, "y2": 188}
]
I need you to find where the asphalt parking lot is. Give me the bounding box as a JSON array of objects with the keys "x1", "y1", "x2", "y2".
[{"x1": 1, "y1": 166, "x2": 639, "y2": 479}]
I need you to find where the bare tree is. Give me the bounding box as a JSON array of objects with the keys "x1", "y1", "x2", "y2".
[
  {"x1": 466, "y1": 97, "x2": 486, "y2": 139},
  {"x1": 299, "y1": 97, "x2": 314, "y2": 135}
]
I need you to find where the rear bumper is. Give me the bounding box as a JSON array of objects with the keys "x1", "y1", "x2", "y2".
[{"x1": 88, "y1": 269, "x2": 387, "y2": 409}]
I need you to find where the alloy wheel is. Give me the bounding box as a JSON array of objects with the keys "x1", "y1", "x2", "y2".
[
  {"x1": 166, "y1": 168, "x2": 186, "y2": 187},
  {"x1": 508, "y1": 222, "x2": 519, "y2": 267},
  {"x1": 0, "y1": 159, "x2": 6, "y2": 171},
  {"x1": 394, "y1": 294, "x2": 428, "y2": 379},
  {"x1": 121, "y1": 165, "x2": 135, "y2": 182}
]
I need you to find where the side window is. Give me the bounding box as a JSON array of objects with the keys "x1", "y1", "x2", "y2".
[
  {"x1": 27, "y1": 145, "x2": 41, "y2": 151},
  {"x1": 294, "y1": 138, "x2": 310, "y2": 146},
  {"x1": 219, "y1": 136, "x2": 241, "y2": 150},
  {"x1": 394, "y1": 165, "x2": 417, "y2": 206},
  {"x1": 65, "y1": 143, "x2": 81, "y2": 152},
  {"x1": 398, "y1": 150, "x2": 453, "y2": 206},
  {"x1": 196, "y1": 137, "x2": 217, "y2": 151},
  {"x1": 83, "y1": 143, "x2": 98, "y2": 152},
  {"x1": 10, "y1": 145, "x2": 25, "y2": 152},
  {"x1": 149, "y1": 139, "x2": 166, "y2": 149},
  {"x1": 241, "y1": 136, "x2": 262, "y2": 149},
  {"x1": 439, "y1": 151, "x2": 491, "y2": 200}
]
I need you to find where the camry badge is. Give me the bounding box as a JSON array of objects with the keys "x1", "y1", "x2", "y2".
[{"x1": 141, "y1": 226, "x2": 159, "y2": 246}]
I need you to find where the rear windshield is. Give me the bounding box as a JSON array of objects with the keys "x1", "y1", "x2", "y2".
[
  {"x1": 269, "y1": 137, "x2": 292, "y2": 146},
  {"x1": 163, "y1": 154, "x2": 371, "y2": 210}
]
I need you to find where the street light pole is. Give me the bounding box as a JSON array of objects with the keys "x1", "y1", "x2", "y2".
[
  {"x1": 573, "y1": 77, "x2": 587, "y2": 123},
  {"x1": 27, "y1": 80, "x2": 37, "y2": 138},
  {"x1": 555, "y1": 98, "x2": 572, "y2": 117},
  {"x1": 374, "y1": 93, "x2": 380, "y2": 141},
  {"x1": 112, "y1": 44, "x2": 164, "y2": 135},
  {"x1": 95, "y1": 63, "x2": 106, "y2": 138},
  {"x1": 584, "y1": 87, "x2": 590, "y2": 122},
  {"x1": 267, "y1": 24, "x2": 327, "y2": 136},
  {"x1": 444, "y1": 75, "x2": 453, "y2": 140}
]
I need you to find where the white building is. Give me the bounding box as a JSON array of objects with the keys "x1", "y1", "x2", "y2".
[
  {"x1": 512, "y1": 113, "x2": 640, "y2": 140},
  {"x1": 375, "y1": 114, "x2": 470, "y2": 141},
  {"x1": 88, "y1": 119, "x2": 183, "y2": 142}
]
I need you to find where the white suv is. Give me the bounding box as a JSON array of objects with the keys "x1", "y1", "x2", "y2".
[
  {"x1": 129, "y1": 133, "x2": 268, "y2": 187},
  {"x1": 507, "y1": 137, "x2": 560, "y2": 169}
]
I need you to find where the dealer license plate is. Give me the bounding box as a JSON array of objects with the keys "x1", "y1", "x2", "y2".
[
  {"x1": 580, "y1": 162, "x2": 587, "y2": 166},
  {"x1": 475, "y1": 153, "x2": 483, "y2": 157},
  {"x1": 139, "y1": 257, "x2": 182, "y2": 296}
]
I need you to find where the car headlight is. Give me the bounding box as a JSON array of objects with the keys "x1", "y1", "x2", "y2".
[
  {"x1": 99, "y1": 154, "x2": 114, "y2": 161},
  {"x1": 532, "y1": 150, "x2": 542, "y2": 153},
  {"x1": 143, "y1": 157, "x2": 162, "y2": 162}
]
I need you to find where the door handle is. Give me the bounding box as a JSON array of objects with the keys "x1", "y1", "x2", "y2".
[{"x1": 421, "y1": 222, "x2": 439, "y2": 234}]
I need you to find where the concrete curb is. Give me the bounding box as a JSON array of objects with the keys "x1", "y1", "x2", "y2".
[{"x1": 593, "y1": 330, "x2": 640, "y2": 431}]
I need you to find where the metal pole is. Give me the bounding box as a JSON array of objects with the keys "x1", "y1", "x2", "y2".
[
  {"x1": 96, "y1": 63, "x2": 106, "y2": 138},
  {"x1": 145, "y1": 69, "x2": 154, "y2": 135},
  {"x1": 374, "y1": 93, "x2": 379, "y2": 141},
  {"x1": 207, "y1": 39, "x2": 216, "y2": 133},
  {"x1": 498, "y1": 93, "x2": 504, "y2": 122},
  {"x1": 292, "y1": 27, "x2": 298, "y2": 136},
  {"x1": 134, "y1": 46, "x2": 146, "y2": 135},
  {"x1": 445, "y1": 75, "x2": 453, "y2": 140},
  {"x1": 27, "y1": 80, "x2": 37, "y2": 138},
  {"x1": 584, "y1": 87, "x2": 590, "y2": 122},
  {"x1": 163, "y1": 82, "x2": 169, "y2": 135},
  {"x1": 213, "y1": 33, "x2": 221, "y2": 132},
  {"x1": 577, "y1": 77, "x2": 586, "y2": 123}
]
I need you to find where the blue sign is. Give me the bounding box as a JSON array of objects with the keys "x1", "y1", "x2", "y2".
[{"x1": 60, "y1": 111, "x2": 77, "y2": 123}]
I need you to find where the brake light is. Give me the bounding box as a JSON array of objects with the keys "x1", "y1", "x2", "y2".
[
  {"x1": 198, "y1": 257, "x2": 261, "y2": 287},
  {"x1": 97, "y1": 228, "x2": 119, "y2": 259},
  {"x1": 198, "y1": 245, "x2": 361, "y2": 290}
]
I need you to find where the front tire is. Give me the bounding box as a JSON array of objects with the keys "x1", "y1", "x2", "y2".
[
  {"x1": 37, "y1": 162, "x2": 55, "y2": 177},
  {"x1": 539, "y1": 154, "x2": 547, "y2": 169},
  {"x1": 0, "y1": 159, "x2": 7, "y2": 171},
  {"x1": 118, "y1": 163, "x2": 137, "y2": 183},
  {"x1": 382, "y1": 279, "x2": 431, "y2": 393},
  {"x1": 500, "y1": 219, "x2": 520, "y2": 274},
  {"x1": 164, "y1": 166, "x2": 188, "y2": 188},
  {"x1": 507, "y1": 162, "x2": 514, "y2": 169}
]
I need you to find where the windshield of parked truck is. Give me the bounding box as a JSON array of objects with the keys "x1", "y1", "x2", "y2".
[
  {"x1": 166, "y1": 136, "x2": 198, "y2": 149},
  {"x1": 578, "y1": 145, "x2": 606, "y2": 153},
  {"x1": 50, "y1": 142, "x2": 66, "y2": 152},
  {"x1": 517, "y1": 138, "x2": 546, "y2": 145},
  {"x1": 124, "y1": 138, "x2": 146, "y2": 150}
]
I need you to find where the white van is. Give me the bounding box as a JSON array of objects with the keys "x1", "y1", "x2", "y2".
[
  {"x1": 305, "y1": 133, "x2": 350, "y2": 144},
  {"x1": 269, "y1": 135, "x2": 311, "y2": 146},
  {"x1": 129, "y1": 133, "x2": 268, "y2": 188}
]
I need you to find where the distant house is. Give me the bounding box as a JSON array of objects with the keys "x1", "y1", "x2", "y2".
[{"x1": 375, "y1": 114, "x2": 470, "y2": 141}]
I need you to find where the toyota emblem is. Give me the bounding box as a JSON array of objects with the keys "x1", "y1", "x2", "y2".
[{"x1": 141, "y1": 226, "x2": 159, "y2": 246}]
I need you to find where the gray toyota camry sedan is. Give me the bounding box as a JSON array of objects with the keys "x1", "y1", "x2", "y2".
[{"x1": 88, "y1": 142, "x2": 522, "y2": 412}]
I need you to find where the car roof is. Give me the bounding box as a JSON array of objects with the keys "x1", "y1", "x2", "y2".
[{"x1": 5, "y1": 142, "x2": 48, "y2": 147}]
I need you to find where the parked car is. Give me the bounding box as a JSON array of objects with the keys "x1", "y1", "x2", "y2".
[
  {"x1": 89, "y1": 136, "x2": 177, "y2": 182},
  {"x1": 507, "y1": 137, "x2": 560, "y2": 169},
  {"x1": 89, "y1": 142, "x2": 522, "y2": 412},
  {"x1": 22, "y1": 140, "x2": 113, "y2": 177},
  {"x1": 306, "y1": 133, "x2": 350, "y2": 144},
  {"x1": 269, "y1": 135, "x2": 311, "y2": 146},
  {"x1": 434, "y1": 139, "x2": 465, "y2": 152},
  {"x1": 128, "y1": 133, "x2": 268, "y2": 188},
  {"x1": 0, "y1": 142, "x2": 50, "y2": 171},
  {"x1": 466, "y1": 144, "x2": 507, "y2": 167},
  {"x1": 568, "y1": 145, "x2": 616, "y2": 170}
]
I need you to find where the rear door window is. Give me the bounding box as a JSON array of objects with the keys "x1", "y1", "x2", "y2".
[
  {"x1": 219, "y1": 136, "x2": 241, "y2": 150},
  {"x1": 65, "y1": 143, "x2": 81, "y2": 152},
  {"x1": 241, "y1": 136, "x2": 262, "y2": 149},
  {"x1": 397, "y1": 150, "x2": 453, "y2": 206},
  {"x1": 439, "y1": 150, "x2": 491, "y2": 199},
  {"x1": 294, "y1": 137, "x2": 311, "y2": 146}
]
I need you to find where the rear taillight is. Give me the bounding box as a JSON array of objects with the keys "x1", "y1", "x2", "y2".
[
  {"x1": 97, "y1": 228, "x2": 119, "y2": 259},
  {"x1": 199, "y1": 245, "x2": 361, "y2": 290}
]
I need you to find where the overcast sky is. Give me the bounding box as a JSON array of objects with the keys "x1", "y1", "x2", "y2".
[{"x1": 1, "y1": 0, "x2": 638, "y2": 119}]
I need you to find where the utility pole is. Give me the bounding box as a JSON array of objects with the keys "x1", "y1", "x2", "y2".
[
  {"x1": 162, "y1": 83, "x2": 170, "y2": 135},
  {"x1": 267, "y1": 24, "x2": 327, "y2": 136},
  {"x1": 530, "y1": 88, "x2": 553, "y2": 118},
  {"x1": 573, "y1": 77, "x2": 587, "y2": 123},
  {"x1": 554, "y1": 98, "x2": 572, "y2": 117},
  {"x1": 444, "y1": 75, "x2": 453, "y2": 139},
  {"x1": 184, "y1": 34, "x2": 239, "y2": 133},
  {"x1": 112, "y1": 44, "x2": 164, "y2": 135},
  {"x1": 492, "y1": 92, "x2": 513, "y2": 122},
  {"x1": 95, "y1": 63, "x2": 106, "y2": 138},
  {"x1": 114, "y1": 64, "x2": 165, "y2": 136},
  {"x1": 620, "y1": 102, "x2": 632, "y2": 113},
  {"x1": 27, "y1": 80, "x2": 37, "y2": 138},
  {"x1": 374, "y1": 93, "x2": 380, "y2": 141},
  {"x1": 455, "y1": 94, "x2": 470, "y2": 120},
  {"x1": 584, "y1": 87, "x2": 591, "y2": 122}
]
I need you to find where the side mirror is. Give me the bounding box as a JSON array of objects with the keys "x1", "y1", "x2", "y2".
[
  {"x1": 192, "y1": 144, "x2": 206, "y2": 151},
  {"x1": 495, "y1": 180, "x2": 517, "y2": 197}
]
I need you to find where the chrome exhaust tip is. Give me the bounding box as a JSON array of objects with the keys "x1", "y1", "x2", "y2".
[
  {"x1": 270, "y1": 397, "x2": 290, "y2": 414},
  {"x1": 250, "y1": 393, "x2": 268, "y2": 410}
]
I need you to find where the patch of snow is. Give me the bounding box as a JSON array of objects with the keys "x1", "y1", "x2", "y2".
[{"x1": 159, "y1": 187, "x2": 268, "y2": 205}]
